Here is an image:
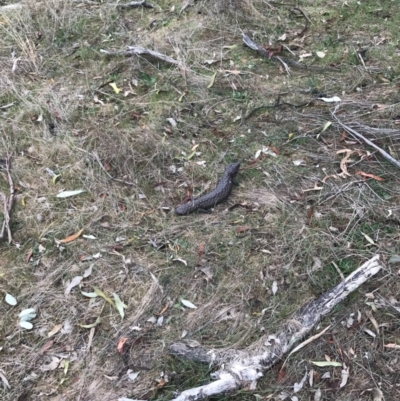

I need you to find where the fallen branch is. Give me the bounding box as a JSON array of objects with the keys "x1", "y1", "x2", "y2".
[
  {"x1": 100, "y1": 46, "x2": 178, "y2": 65},
  {"x1": 242, "y1": 33, "x2": 339, "y2": 73},
  {"x1": 117, "y1": 1, "x2": 154, "y2": 9},
  {"x1": 0, "y1": 102, "x2": 14, "y2": 110},
  {"x1": 0, "y1": 156, "x2": 15, "y2": 243},
  {"x1": 166, "y1": 255, "x2": 382, "y2": 401},
  {"x1": 332, "y1": 113, "x2": 400, "y2": 170}
]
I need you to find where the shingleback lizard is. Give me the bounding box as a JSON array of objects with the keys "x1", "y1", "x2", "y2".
[{"x1": 175, "y1": 162, "x2": 240, "y2": 215}]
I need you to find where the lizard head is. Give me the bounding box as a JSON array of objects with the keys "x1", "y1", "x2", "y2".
[{"x1": 226, "y1": 162, "x2": 240, "y2": 177}]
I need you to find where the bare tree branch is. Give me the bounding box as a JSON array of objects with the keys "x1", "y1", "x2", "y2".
[
  {"x1": 100, "y1": 46, "x2": 178, "y2": 65},
  {"x1": 167, "y1": 255, "x2": 382, "y2": 401},
  {"x1": 332, "y1": 113, "x2": 400, "y2": 170},
  {"x1": 117, "y1": 1, "x2": 154, "y2": 9}
]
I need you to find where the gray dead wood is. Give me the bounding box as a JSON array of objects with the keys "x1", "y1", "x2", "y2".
[
  {"x1": 332, "y1": 113, "x2": 400, "y2": 170},
  {"x1": 117, "y1": 1, "x2": 154, "y2": 9},
  {"x1": 100, "y1": 46, "x2": 177, "y2": 65},
  {"x1": 0, "y1": 156, "x2": 14, "y2": 243},
  {"x1": 163, "y1": 255, "x2": 382, "y2": 401}
]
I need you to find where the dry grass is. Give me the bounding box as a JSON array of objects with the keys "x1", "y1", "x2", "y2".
[{"x1": 1, "y1": 0, "x2": 400, "y2": 400}]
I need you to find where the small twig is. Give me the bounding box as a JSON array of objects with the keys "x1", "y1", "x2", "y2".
[
  {"x1": 332, "y1": 113, "x2": 400, "y2": 170},
  {"x1": 117, "y1": 1, "x2": 154, "y2": 9},
  {"x1": 0, "y1": 156, "x2": 14, "y2": 243},
  {"x1": 72, "y1": 0, "x2": 102, "y2": 4},
  {"x1": 0, "y1": 103, "x2": 14, "y2": 110},
  {"x1": 275, "y1": 56, "x2": 291, "y2": 75},
  {"x1": 290, "y1": 7, "x2": 310, "y2": 37}
]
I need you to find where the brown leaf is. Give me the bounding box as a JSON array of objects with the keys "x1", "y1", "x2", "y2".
[
  {"x1": 339, "y1": 131, "x2": 347, "y2": 142},
  {"x1": 117, "y1": 337, "x2": 129, "y2": 355},
  {"x1": 26, "y1": 249, "x2": 33, "y2": 263},
  {"x1": 235, "y1": 226, "x2": 251, "y2": 233},
  {"x1": 197, "y1": 243, "x2": 205, "y2": 258},
  {"x1": 270, "y1": 146, "x2": 280, "y2": 155},
  {"x1": 337, "y1": 149, "x2": 353, "y2": 176},
  {"x1": 277, "y1": 368, "x2": 286, "y2": 382},
  {"x1": 48, "y1": 324, "x2": 62, "y2": 337},
  {"x1": 356, "y1": 171, "x2": 384, "y2": 181},
  {"x1": 307, "y1": 207, "x2": 314, "y2": 223},
  {"x1": 59, "y1": 229, "x2": 83, "y2": 244},
  {"x1": 157, "y1": 378, "x2": 166, "y2": 388},
  {"x1": 39, "y1": 340, "x2": 54, "y2": 354},
  {"x1": 158, "y1": 303, "x2": 169, "y2": 316}
]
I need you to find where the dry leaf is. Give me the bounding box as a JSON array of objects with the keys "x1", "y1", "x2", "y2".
[
  {"x1": 39, "y1": 340, "x2": 54, "y2": 354},
  {"x1": 272, "y1": 281, "x2": 278, "y2": 295},
  {"x1": 158, "y1": 303, "x2": 169, "y2": 315},
  {"x1": 79, "y1": 316, "x2": 101, "y2": 329},
  {"x1": 319, "y1": 96, "x2": 341, "y2": 102},
  {"x1": 19, "y1": 308, "x2": 36, "y2": 322},
  {"x1": 356, "y1": 171, "x2": 384, "y2": 181},
  {"x1": 60, "y1": 229, "x2": 83, "y2": 244},
  {"x1": 294, "y1": 371, "x2": 307, "y2": 392},
  {"x1": 157, "y1": 378, "x2": 166, "y2": 388},
  {"x1": 181, "y1": 299, "x2": 197, "y2": 309},
  {"x1": 207, "y1": 72, "x2": 217, "y2": 88},
  {"x1": 361, "y1": 232, "x2": 375, "y2": 245},
  {"x1": 0, "y1": 370, "x2": 10, "y2": 390},
  {"x1": 127, "y1": 370, "x2": 139, "y2": 382},
  {"x1": 94, "y1": 287, "x2": 116, "y2": 308},
  {"x1": 384, "y1": 343, "x2": 400, "y2": 349},
  {"x1": 293, "y1": 160, "x2": 305, "y2": 166},
  {"x1": 48, "y1": 324, "x2": 62, "y2": 337},
  {"x1": 41, "y1": 356, "x2": 60, "y2": 372},
  {"x1": 19, "y1": 321, "x2": 33, "y2": 329},
  {"x1": 173, "y1": 257, "x2": 187, "y2": 266},
  {"x1": 311, "y1": 361, "x2": 342, "y2": 367},
  {"x1": 56, "y1": 189, "x2": 85, "y2": 198},
  {"x1": 197, "y1": 243, "x2": 205, "y2": 258},
  {"x1": 277, "y1": 368, "x2": 286, "y2": 382},
  {"x1": 339, "y1": 364, "x2": 349, "y2": 388},
  {"x1": 83, "y1": 264, "x2": 94, "y2": 278},
  {"x1": 372, "y1": 388, "x2": 383, "y2": 401},
  {"x1": 117, "y1": 337, "x2": 129, "y2": 354},
  {"x1": 61, "y1": 319, "x2": 73, "y2": 334},
  {"x1": 65, "y1": 276, "x2": 83, "y2": 296},
  {"x1": 113, "y1": 293, "x2": 128, "y2": 319},
  {"x1": 235, "y1": 226, "x2": 251, "y2": 233},
  {"x1": 109, "y1": 82, "x2": 121, "y2": 94},
  {"x1": 5, "y1": 293, "x2": 17, "y2": 306},
  {"x1": 338, "y1": 150, "x2": 353, "y2": 176},
  {"x1": 26, "y1": 249, "x2": 33, "y2": 263}
]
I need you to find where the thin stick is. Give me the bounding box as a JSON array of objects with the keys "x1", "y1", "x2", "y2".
[
  {"x1": 332, "y1": 113, "x2": 400, "y2": 170},
  {"x1": 0, "y1": 156, "x2": 14, "y2": 243}
]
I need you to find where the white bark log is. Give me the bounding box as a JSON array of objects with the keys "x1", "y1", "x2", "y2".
[
  {"x1": 100, "y1": 47, "x2": 177, "y2": 65},
  {"x1": 168, "y1": 255, "x2": 382, "y2": 401}
]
